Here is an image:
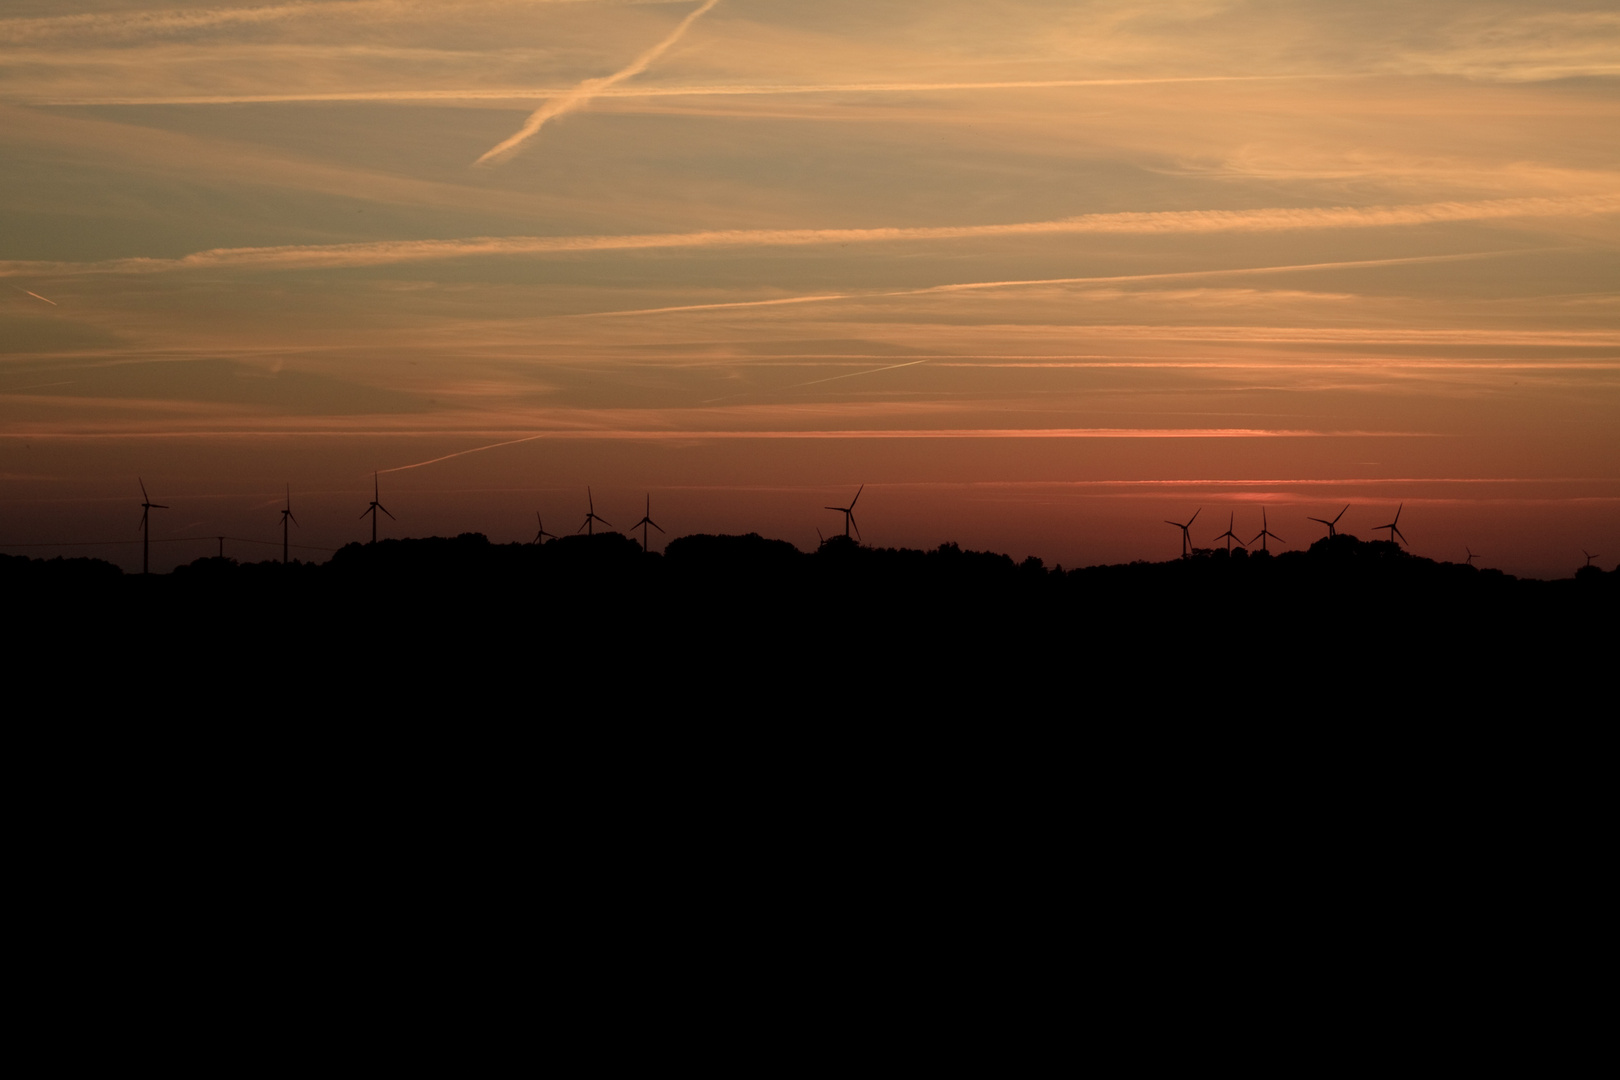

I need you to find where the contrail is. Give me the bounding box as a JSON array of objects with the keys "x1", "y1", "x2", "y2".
[
  {"x1": 13, "y1": 285, "x2": 57, "y2": 305},
  {"x1": 475, "y1": 0, "x2": 720, "y2": 165},
  {"x1": 375, "y1": 428, "x2": 1387, "y2": 476},
  {"x1": 5, "y1": 197, "x2": 1614, "y2": 277},
  {"x1": 378, "y1": 433, "x2": 554, "y2": 474},
  {"x1": 42, "y1": 74, "x2": 1310, "y2": 107},
  {"x1": 0, "y1": 0, "x2": 668, "y2": 45},
  {"x1": 574, "y1": 250, "x2": 1542, "y2": 319}
]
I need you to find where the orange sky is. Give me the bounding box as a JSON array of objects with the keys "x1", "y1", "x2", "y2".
[{"x1": 2, "y1": 1, "x2": 1616, "y2": 577}]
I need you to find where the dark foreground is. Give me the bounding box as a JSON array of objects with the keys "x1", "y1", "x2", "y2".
[{"x1": 7, "y1": 531, "x2": 1613, "y2": 714}]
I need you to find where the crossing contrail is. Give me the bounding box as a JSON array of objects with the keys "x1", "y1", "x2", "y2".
[{"x1": 475, "y1": 0, "x2": 720, "y2": 165}]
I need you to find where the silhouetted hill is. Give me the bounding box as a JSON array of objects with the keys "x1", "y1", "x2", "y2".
[{"x1": 5, "y1": 534, "x2": 1612, "y2": 708}]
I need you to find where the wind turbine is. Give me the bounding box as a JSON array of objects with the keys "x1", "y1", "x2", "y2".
[
  {"x1": 578, "y1": 488, "x2": 612, "y2": 536},
  {"x1": 1373, "y1": 503, "x2": 1407, "y2": 546},
  {"x1": 138, "y1": 478, "x2": 167, "y2": 576},
  {"x1": 825, "y1": 484, "x2": 863, "y2": 541},
  {"x1": 1213, "y1": 512, "x2": 1245, "y2": 553},
  {"x1": 361, "y1": 472, "x2": 394, "y2": 543},
  {"x1": 1584, "y1": 550, "x2": 1600, "y2": 568},
  {"x1": 533, "y1": 513, "x2": 556, "y2": 545},
  {"x1": 1248, "y1": 508, "x2": 1285, "y2": 553},
  {"x1": 280, "y1": 484, "x2": 299, "y2": 564},
  {"x1": 1466, "y1": 547, "x2": 1479, "y2": 566},
  {"x1": 1165, "y1": 508, "x2": 1201, "y2": 557},
  {"x1": 1308, "y1": 505, "x2": 1349, "y2": 538},
  {"x1": 629, "y1": 494, "x2": 664, "y2": 552}
]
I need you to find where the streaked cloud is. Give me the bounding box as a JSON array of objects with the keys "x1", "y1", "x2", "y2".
[
  {"x1": 31, "y1": 75, "x2": 1307, "y2": 108},
  {"x1": 0, "y1": 0, "x2": 685, "y2": 45},
  {"x1": 6, "y1": 196, "x2": 1614, "y2": 277}
]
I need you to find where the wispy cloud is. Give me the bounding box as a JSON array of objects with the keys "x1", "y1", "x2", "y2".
[
  {"x1": 0, "y1": 0, "x2": 680, "y2": 45},
  {"x1": 7, "y1": 196, "x2": 1615, "y2": 279},
  {"x1": 374, "y1": 426, "x2": 1393, "y2": 474},
  {"x1": 475, "y1": 0, "x2": 720, "y2": 165},
  {"x1": 34, "y1": 75, "x2": 1306, "y2": 107}
]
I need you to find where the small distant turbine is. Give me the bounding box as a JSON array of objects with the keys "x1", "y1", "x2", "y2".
[
  {"x1": 280, "y1": 484, "x2": 299, "y2": 564},
  {"x1": 533, "y1": 513, "x2": 556, "y2": 545},
  {"x1": 628, "y1": 494, "x2": 665, "y2": 552},
  {"x1": 361, "y1": 472, "x2": 395, "y2": 543},
  {"x1": 1165, "y1": 508, "x2": 1201, "y2": 557},
  {"x1": 1465, "y1": 547, "x2": 1479, "y2": 566},
  {"x1": 1584, "y1": 550, "x2": 1600, "y2": 568},
  {"x1": 825, "y1": 484, "x2": 863, "y2": 541},
  {"x1": 1308, "y1": 505, "x2": 1349, "y2": 538},
  {"x1": 1248, "y1": 508, "x2": 1285, "y2": 553},
  {"x1": 138, "y1": 478, "x2": 168, "y2": 576},
  {"x1": 1213, "y1": 512, "x2": 1245, "y2": 553},
  {"x1": 578, "y1": 487, "x2": 612, "y2": 536},
  {"x1": 1373, "y1": 503, "x2": 1407, "y2": 546}
]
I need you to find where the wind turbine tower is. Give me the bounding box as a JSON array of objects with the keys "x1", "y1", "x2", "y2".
[
  {"x1": 629, "y1": 495, "x2": 665, "y2": 552},
  {"x1": 1214, "y1": 512, "x2": 1245, "y2": 553},
  {"x1": 361, "y1": 472, "x2": 395, "y2": 543},
  {"x1": 1308, "y1": 505, "x2": 1349, "y2": 538},
  {"x1": 281, "y1": 485, "x2": 299, "y2": 564},
  {"x1": 1165, "y1": 508, "x2": 1201, "y2": 557},
  {"x1": 825, "y1": 485, "x2": 864, "y2": 541},
  {"x1": 1248, "y1": 508, "x2": 1285, "y2": 553},
  {"x1": 578, "y1": 488, "x2": 612, "y2": 536},
  {"x1": 1373, "y1": 503, "x2": 1408, "y2": 546},
  {"x1": 138, "y1": 478, "x2": 167, "y2": 576}
]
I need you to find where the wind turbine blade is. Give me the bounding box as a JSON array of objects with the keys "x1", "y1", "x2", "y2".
[
  {"x1": 1394, "y1": 527, "x2": 1406, "y2": 545},
  {"x1": 288, "y1": 513, "x2": 300, "y2": 528},
  {"x1": 1333, "y1": 505, "x2": 1348, "y2": 524},
  {"x1": 151, "y1": 503, "x2": 167, "y2": 510},
  {"x1": 378, "y1": 504, "x2": 395, "y2": 520},
  {"x1": 650, "y1": 520, "x2": 664, "y2": 533},
  {"x1": 140, "y1": 477, "x2": 149, "y2": 501},
  {"x1": 1188, "y1": 508, "x2": 1201, "y2": 527},
  {"x1": 851, "y1": 515, "x2": 861, "y2": 542},
  {"x1": 360, "y1": 506, "x2": 372, "y2": 519},
  {"x1": 850, "y1": 484, "x2": 863, "y2": 509}
]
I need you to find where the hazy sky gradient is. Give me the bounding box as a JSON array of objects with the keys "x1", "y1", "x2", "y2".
[{"x1": 2, "y1": 0, "x2": 1616, "y2": 575}]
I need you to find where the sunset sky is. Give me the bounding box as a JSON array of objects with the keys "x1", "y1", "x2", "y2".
[{"x1": 3, "y1": 0, "x2": 1616, "y2": 577}]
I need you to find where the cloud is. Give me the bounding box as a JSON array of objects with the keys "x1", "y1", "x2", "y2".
[
  {"x1": 375, "y1": 426, "x2": 1385, "y2": 474},
  {"x1": 6, "y1": 196, "x2": 1614, "y2": 278},
  {"x1": 0, "y1": 0, "x2": 684, "y2": 45},
  {"x1": 475, "y1": 0, "x2": 720, "y2": 165},
  {"x1": 33, "y1": 74, "x2": 1301, "y2": 108}
]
